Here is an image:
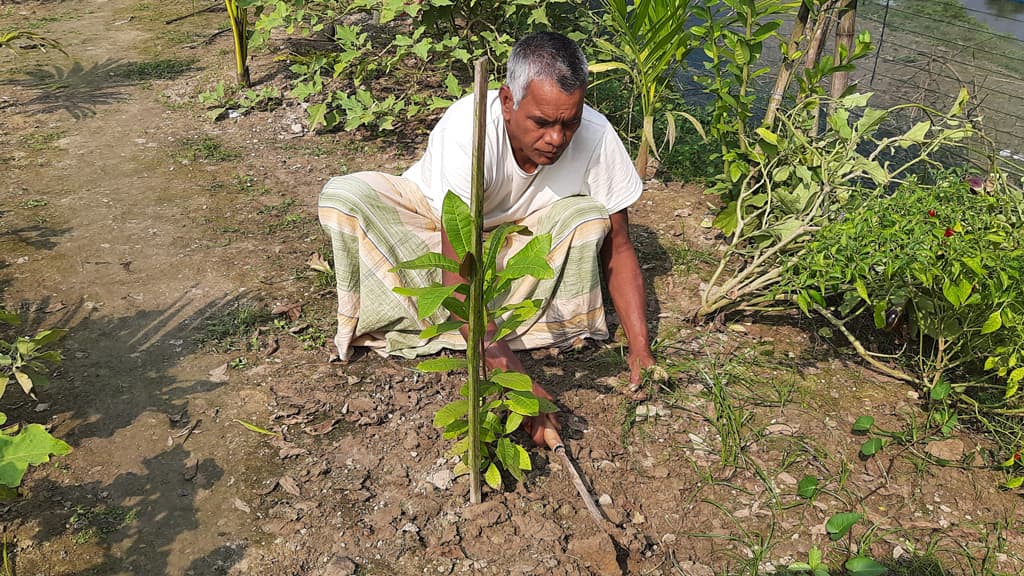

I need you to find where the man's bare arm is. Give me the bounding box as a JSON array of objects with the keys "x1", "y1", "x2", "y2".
[{"x1": 600, "y1": 209, "x2": 655, "y2": 389}]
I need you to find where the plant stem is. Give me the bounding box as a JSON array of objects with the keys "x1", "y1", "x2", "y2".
[
  {"x1": 808, "y1": 300, "x2": 919, "y2": 384},
  {"x1": 466, "y1": 58, "x2": 489, "y2": 504}
]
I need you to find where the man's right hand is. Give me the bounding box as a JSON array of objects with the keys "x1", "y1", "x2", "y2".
[{"x1": 482, "y1": 341, "x2": 560, "y2": 448}]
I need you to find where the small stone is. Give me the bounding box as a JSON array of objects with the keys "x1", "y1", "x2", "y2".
[
  {"x1": 33, "y1": 403, "x2": 50, "y2": 412},
  {"x1": 290, "y1": 123, "x2": 304, "y2": 134},
  {"x1": 631, "y1": 511, "x2": 645, "y2": 525},
  {"x1": 568, "y1": 534, "x2": 621, "y2": 576},
  {"x1": 925, "y1": 438, "x2": 965, "y2": 461},
  {"x1": 598, "y1": 494, "x2": 613, "y2": 506},
  {"x1": 662, "y1": 533, "x2": 677, "y2": 545},
  {"x1": 426, "y1": 469, "x2": 454, "y2": 490},
  {"x1": 318, "y1": 556, "x2": 357, "y2": 576}
]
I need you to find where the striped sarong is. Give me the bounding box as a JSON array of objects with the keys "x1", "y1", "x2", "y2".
[{"x1": 318, "y1": 172, "x2": 611, "y2": 360}]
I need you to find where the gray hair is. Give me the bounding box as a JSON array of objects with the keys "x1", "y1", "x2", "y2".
[{"x1": 506, "y1": 32, "x2": 588, "y2": 108}]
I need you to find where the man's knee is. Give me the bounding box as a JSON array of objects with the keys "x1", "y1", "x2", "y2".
[
  {"x1": 319, "y1": 172, "x2": 385, "y2": 223},
  {"x1": 545, "y1": 196, "x2": 611, "y2": 235}
]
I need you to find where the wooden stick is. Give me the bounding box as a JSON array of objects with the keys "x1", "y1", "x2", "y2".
[
  {"x1": 466, "y1": 58, "x2": 489, "y2": 504},
  {"x1": 544, "y1": 427, "x2": 610, "y2": 533},
  {"x1": 830, "y1": 0, "x2": 859, "y2": 108}
]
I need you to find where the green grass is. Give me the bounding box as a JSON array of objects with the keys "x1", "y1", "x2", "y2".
[
  {"x1": 194, "y1": 303, "x2": 272, "y2": 350},
  {"x1": 175, "y1": 135, "x2": 239, "y2": 163},
  {"x1": 114, "y1": 58, "x2": 196, "y2": 81},
  {"x1": 68, "y1": 505, "x2": 137, "y2": 544},
  {"x1": 23, "y1": 131, "x2": 64, "y2": 151}
]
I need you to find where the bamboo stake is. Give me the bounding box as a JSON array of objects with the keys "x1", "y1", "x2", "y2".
[
  {"x1": 466, "y1": 58, "x2": 489, "y2": 504},
  {"x1": 830, "y1": 0, "x2": 858, "y2": 106},
  {"x1": 803, "y1": 0, "x2": 838, "y2": 137},
  {"x1": 764, "y1": 1, "x2": 810, "y2": 127}
]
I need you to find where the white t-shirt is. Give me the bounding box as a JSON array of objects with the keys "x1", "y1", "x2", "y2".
[{"x1": 403, "y1": 90, "x2": 642, "y2": 229}]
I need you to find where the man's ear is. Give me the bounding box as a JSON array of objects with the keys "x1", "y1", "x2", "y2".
[{"x1": 498, "y1": 85, "x2": 514, "y2": 121}]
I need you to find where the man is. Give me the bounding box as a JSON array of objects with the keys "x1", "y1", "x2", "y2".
[{"x1": 319, "y1": 32, "x2": 654, "y2": 445}]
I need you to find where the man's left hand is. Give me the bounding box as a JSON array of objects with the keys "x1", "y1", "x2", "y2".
[{"x1": 626, "y1": 350, "x2": 657, "y2": 400}]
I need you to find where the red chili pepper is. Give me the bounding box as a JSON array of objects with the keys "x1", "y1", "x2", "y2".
[
  {"x1": 944, "y1": 228, "x2": 955, "y2": 237},
  {"x1": 928, "y1": 210, "x2": 936, "y2": 217},
  {"x1": 1016, "y1": 451, "x2": 1022, "y2": 462}
]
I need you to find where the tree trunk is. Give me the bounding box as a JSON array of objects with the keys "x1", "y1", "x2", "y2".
[
  {"x1": 830, "y1": 0, "x2": 858, "y2": 107},
  {"x1": 764, "y1": 1, "x2": 811, "y2": 127}
]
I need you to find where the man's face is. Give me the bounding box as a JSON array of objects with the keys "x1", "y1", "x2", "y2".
[{"x1": 500, "y1": 79, "x2": 585, "y2": 173}]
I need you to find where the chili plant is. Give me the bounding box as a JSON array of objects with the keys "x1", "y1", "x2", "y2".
[
  {"x1": 0, "y1": 310, "x2": 71, "y2": 497},
  {"x1": 782, "y1": 168, "x2": 1024, "y2": 407},
  {"x1": 391, "y1": 192, "x2": 558, "y2": 492}
]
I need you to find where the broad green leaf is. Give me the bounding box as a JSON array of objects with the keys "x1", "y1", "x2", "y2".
[
  {"x1": 491, "y1": 371, "x2": 532, "y2": 391},
  {"x1": 860, "y1": 437, "x2": 883, "y2": 456},
  {"x1": 234, "y1": 419, "x2": 279, "y2": 436},
  {"x1": 930, "y1": 380, "x2": 951, "y2": 401},
  {"x1": 0, "y1": 424, "x2": 72, "y2": 488},
  {"x1": 825, "y1": 512, "x2": 863, "y2": 540},
  {"x1": 755, "y1": 127, "x2": 778, "y2": 145},
  {"x1": 981, "y1": 311, "x2": 1003, "y2": 334},
  {"x1": 13, "y1": 371, "x2": 33, "y2": 397},
  {"x1": 855, "y1": 107, "x2": 888, "y2": 134},
  {"x1": 588, "y1": 61, "x2": 630, "y2": 73},
  {"x1": 845, "y1": 556, "x2": 887, "y2": 576},
  {"x1": 900, "y1": 121, "x2": 931, "y2": 146},
  {"x1": 443, "y1": 418, "x2": 468, "y2": 439},
  {"x1": 416, "y1": 357, "x2": 467, "y2": 373},
  {"x1": 0, "y1": 310, "x2": 21, "y2": 326},
  {"x1": 513, "y1": 441, "x2": 531, "y2": 471},
  {"x1": 505, "y1": 412, "x2": 524, "y2": 434},
  {"x1": 442, "y1": 191, "x2": 473, "y2": 260},
  {"x1": 0, "y1": 413, "x2": 6, "y2": 426},
  {"x1": 1005, "y1": 476, "x2": 1023, "y2": 489},
  {"x1": 483, "y1": 223, "x2": 529, "y2": 281},
  {"x1": 307, "y1": 103, "x2": 328, "y2": 130},
  {"x1": 434, "y1": 399, "x2": 469, "y2": 428},
  {"x1": 393, "y1": 285, "x2": 458, "y2": 319},
  {"x1": 391, "y1": 252, "x2": 459, "y2": 274},
  {"x1": 797, "y1": 475, "x2": 818, "y2": 499},
  {"x1": 496, "y1": 437, "x2": 519, "y2": 472},
  {"x1": 484, "y1": 462, "x2": 502, "y2": 490},
  {"x1": 854, "y1": 279, "x2": 870, "y2": 303},
  {"x1": 500, "y1": 234, "x2": 554, "y2": 282},
  {"x1": 852, "y1": 415, "x2": 874, "y2": 432},
  {"x1": 808, "y1": 546, "x2": 823, "y2": 567},
  {"x1": 505, "y1": 390, "x2": 540, "y2": 416},
  {"x1": 1006, "y1": 368, "x2": 1024, "y2": 399},
  {"x1": 538, "y1": 398, "x2": 559, "y2": 413},
  {"x1": 419, "y1": 320, "x2": 464, "y2": 339},
  {"x1": 31, "y1": 329, "x2": 67, "y2": 349}
]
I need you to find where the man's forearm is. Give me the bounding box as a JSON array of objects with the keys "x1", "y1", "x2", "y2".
[{"x1": 601, "y1": 211, "x2": 652, "y2": 360}]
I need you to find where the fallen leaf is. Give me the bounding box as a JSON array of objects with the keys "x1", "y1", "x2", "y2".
[
  {"x1": 272, "y1": 302, "x2": 302, "y2": 322},
  {"x1": 279, "y1": 476, "x2": 301, "y2": 497},
  {"x1": 209, "y1": 364, "x2": 230, "y2": 383},
  {"x1": 306, "y1": 252, "x2": 332, "y2": 273},
  {"x1": 278, "y1": 446, "x2": 308, "y2": 459},
  {"x1": 262, "y1": 335, "x2": 279, "y2": 357},
  {"x1": 303, "y1": 417, "x2": 341, "y2": 436}
]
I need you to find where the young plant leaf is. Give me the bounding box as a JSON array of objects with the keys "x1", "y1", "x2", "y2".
[
  {"x1": 844, "y1": 556, "x2": 887, "y2": 576},
  {"x1": 797, "y1": 475, "x2": 819, "y2": 499},
  {"x1": 929, "y1": 380, "x2": 951, "y2": 401},
  {"x1": 442, "y1": 191, "x2": 473, "y2": 260},
  {"x1": 490, "y1": 370, "x2": 533, "y2": 392},
  {"x1": 825, "y1": 512, "x2": 863, "y2": 541},
  {"x1": 393, "y1": 285, "x2": 458, "y2": 319},
  {"x1": 419, "y1": 320, "x2": 464, "y2": 339},
  {"x1": 505, "y1": 390, "x2": 540, "y2": 416},
  {"x1": 852, "y1": 415, "x2": 874, "y2": 433},
  {"x1": 0, "y1": 424, "x2": 72, "y2": 488},
  {"x1": 416, "y1": 357, "x2": 467, "y2": 372},
  {"x1": 860, "y1": 437, "x2": 884, "y2": 456},
  {"x1": 499, "y1": 234, "x2": 554, "y2": 282},
  {"x1": 483, "y1": 461, "x2": 502, "y2": 490},
  {"x1": 391, "y1": 252, "x2": 459, "y2": 273},
  {"x1": 433, "y1": 399, "x2": 469, "y2": 428},
  {"x1": 504, "y1": 412, "x2": 524, "y2": 435}
]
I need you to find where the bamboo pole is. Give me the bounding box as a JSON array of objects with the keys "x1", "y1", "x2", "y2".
[
  {"x1": 764, "y1": 1, "x2": 811, "y2": 127},
  {"x1": 466, "y1": 58, "x2": 489, "y2": 504},
  {"x1": 804, "y1": 0, "x2": 838, "y2": 136},
  {"x1": 830, "y1": 0, "x2": 858, "y2": 105}
]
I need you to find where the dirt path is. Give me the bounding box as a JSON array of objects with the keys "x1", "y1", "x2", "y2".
[{"x1": 3, "y1": 1, "x2": 1024, "y2": 575}]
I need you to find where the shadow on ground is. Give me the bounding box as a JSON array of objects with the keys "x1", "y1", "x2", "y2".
[
  {"x1": 2, "y1": 291, "x2": 264, "y2": 574},
  {"x1": 1, "y1": 57, "x2": 194, "y2": 118}
]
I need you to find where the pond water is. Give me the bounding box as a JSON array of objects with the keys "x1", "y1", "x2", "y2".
[{"x1": 961, "y1": 0, "x2": 1024, "y2": 41}]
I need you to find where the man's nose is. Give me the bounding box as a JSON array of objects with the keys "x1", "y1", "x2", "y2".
[{"x1": 544, "y1": 126, "x2": 565, "y2": 148}]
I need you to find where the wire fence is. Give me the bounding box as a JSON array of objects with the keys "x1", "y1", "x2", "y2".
[{"x1": 675, "y1": 1, "x2": 1024, "y2": 178}]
